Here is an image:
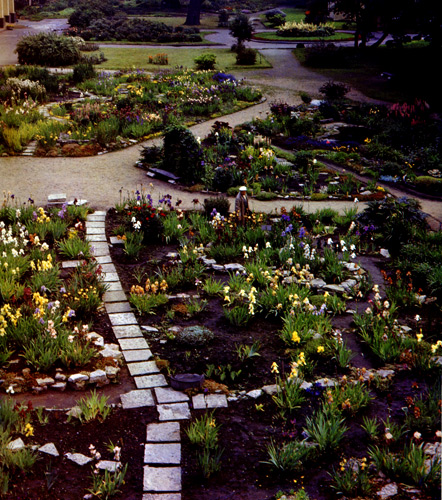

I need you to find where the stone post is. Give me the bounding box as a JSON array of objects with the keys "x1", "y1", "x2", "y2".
[
  {"x1": 9, "y1": 0, "x2": 15, "y2": 22},
  {"x1": 0, "y1": 0, "x2": 6, "y2": 27}
]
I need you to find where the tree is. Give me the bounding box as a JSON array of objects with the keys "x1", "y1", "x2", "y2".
[
  {"x1": 184, "y1": 0, "x2": 202, "y2": 26},
  {"x1": 305, "y1": 0, "x2": 330, "y2": 25},
  {"x1": 229, "y1": 13, "x2": 253, "y2": 50}
]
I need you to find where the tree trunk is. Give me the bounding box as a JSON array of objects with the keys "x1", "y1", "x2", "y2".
[
  {"x1": 370, "y1": 32, "x2": 389, "y2": 48},
  {"x1": 184, "y1": 0, "x2": 202, "y2": 25}
]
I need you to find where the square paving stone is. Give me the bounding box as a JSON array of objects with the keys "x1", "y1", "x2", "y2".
[
  {"x1": 119, "y1": 338, "x2": 150, "y2": 351},
  {"x1": 127, "y1": 361, "x2": 159, "y2": 377},
  {"x1": 144, "y1": 443, "x2": 181, "y2": 465},
  {"x1": 135, "y1": 374, "x2": 167, "y2": 389},
  {"x1": 105, "y1": 302, "x2": 132, "y2": 314},
  {"x1": 61, "y1": 260, "x2": 82, "y2": 269},
  {"x1": 86, "y1": 234, "x2": 107, "y2": 242},
  {"x1": 88, "y1": 210, "x2": 106, "y2": 217},
  {"x1": 104, "y1": 290, "x2": 127, "y2": 303},
  {"x1": 86, "y1": 221, "x2": 105, "y2": 228},
  {"x1": 205, "y1": 394, "x2": 228, "y2": 408},
  {"x1": 154, "y1": 387, "x2": 189, "y2": 404},
  {"x1": 123, "y1": 350, "x2": 153, "y2": 363},
  {"x1": 143, "y1": 466, "x2": 181, "y2": 492},
  {"x1": 113, "y1": 325, "x2": 143, "y2": 339},
  {"x1": 120, "y1": 389, "x2": 155, "y2": 409},
  {"x1": 90, "y1": 243, "x2": 110, "y2": 256},
  {"x1": 146, "y1": 422, "x2": 180, "y2": 443},
  {"x1": 106, "y1": 281, "x2": 123, "y2": 291},
  {"x1": 102, "y1": 272, "x2": 120, "y2": 282},
  {"x1": 95, "y1": 255, "x2": 113, "y2": 264},
  {"x1": 86, "y1": 227, "x2": 106, "y2": 235},
  {"x1": 191, "y1": 394, "x2": 207, "y2": 410},
  {"x1": 143, "y1": 494, "x2": 181, "y2": 500},
  {"x1": 99, "y1": 263, "x2": 117, "y2": 273},
  {"x1": 157, "y1": 403, "x2": 190, "y2": 421},
  {"x1": 109, "y1": 312, "x2": 138, "y2": 326}
]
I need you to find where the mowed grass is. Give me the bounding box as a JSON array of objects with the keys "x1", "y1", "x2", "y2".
[
  {"x1": 95, "y1": 47, "x2": 272, "y2": 71},
  {"x1": 254, "y1": 31, "x2": 354, "y2": 42},
  {"x1": 135, "y1": 13, "x2": 220, "y2": 30}
]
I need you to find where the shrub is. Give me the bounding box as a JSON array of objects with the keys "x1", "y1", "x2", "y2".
[
  {"x1": 319, "y1": 81, "x2": 350, "y2": 101},
  {"x1": 413, "y1": 176, "x2": 442, "y2": 194},
  {"x1": 194, "y1": 54, "x2": 217, "y2": 70},
  {"x1": 203, "y1": 197, "x2": 230, "y2": 217},
  {"x1": 277, "y1": 21, "x2": 335, "y2": 37},
  {"x1": 162, "y1": 125, "x2": 203, "y2": 185},
  {"x1": 15, "y1": 32, "x2": 81, "y2": 67},
  {"x1": 213, "y1": 167, "x2": 233, "y2": 192},
  {"x1": 72, "y1": 62, "x2": 96, "y2": 84},
  {"x1": 235, "y1": 48, "x2": 257, "y2": 65}
]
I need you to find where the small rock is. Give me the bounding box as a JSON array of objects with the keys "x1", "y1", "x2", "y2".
[
  {"x1": 68, "y1": 373, "x2": 89, "y2": 384},
  {"x1": 96, "y1": 460, "x2": 121, "y2": 472},
  {"x1": 246, "y1": 389, "x2": 262, "y2": 399},
  {"x1": 105, "y1": 366, "x2": 120, "y2": 380},
  {"x1": 36, "y1": 377, "x2": 55, "y2": 387},
  {"x1": 8, "y1": 438, "x2": 25, "y2": 451},
  {"x1": 141, "y1": 325, "x2": 159, "y2": 333},
  {"x1": 52, "y1": 382, "x2": 67, "y2": 391},
  {"x1": 66, "y1": 406, "x2": 82, "y2": 419},
  {"x1": 380, "y1": 248, "x2": 391, "y2": 258},
  {"x1": 262, "y1": 384, "x2": 278, "y2": 396},
  {"x1": 39, "y1": 443, "x2": 59, "y2": 457},
  {"x1": 377, "y1": 482, "x2": 398, "y2": 499},
  {"x1": 89, "y1": 369, "x2": 108, "y2": 386},
  {"x1": 65, "y1": 452, "x2": 93, "y2": 466},
  {"x1": 55, "y1": 372, "x2": 66, "y2": 381}
]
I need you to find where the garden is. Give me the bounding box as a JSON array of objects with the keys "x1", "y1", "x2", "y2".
[{"x1": 1, "y1": 169, "x2": 441, "y2": 498}]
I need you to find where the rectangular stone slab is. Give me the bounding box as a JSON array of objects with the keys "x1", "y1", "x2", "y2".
[
  {"x1": 144, "y1": 443, "x2": 181, "y2": 465},
  {"x1": 120, "y1": 389, "x2": 155, "y2": 409},
  {"x1": 143, "y1": 466, "x2": 181, "y2": 492},
  {"x1": 146, "y1": 422, "x2": 180, "y2": 443}
]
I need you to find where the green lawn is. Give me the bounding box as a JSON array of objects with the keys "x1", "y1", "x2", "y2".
[
  {"x1": 95, "y1": 47, "x2": 272, "y2": 71},
  {"x1": 135, "y1": 13, "x2": 221, "y2": 30},
  {"x1": 259, "y1": 7, "x2": 351, "y2": 30}
]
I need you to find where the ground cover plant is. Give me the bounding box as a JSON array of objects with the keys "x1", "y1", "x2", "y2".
[{"x1": 103, "y1": 186, "x2": 442, "y2": 499}]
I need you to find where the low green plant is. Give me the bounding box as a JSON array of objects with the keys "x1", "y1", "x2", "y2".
[
  {"x1": 34, "y1": 406, "x2": 49, "y2": 426},
  {"x1": 361, "y1": 416, "x2": 380, "y2": 441},
  {"x1": 76, "y1": 390, "x2": 111, "y2": 423},
  {"x1": 329, "y1": 457, "x2": 372, "y2": 496},
  {"x1": 129, "y1": 292, "x2": 168, "y2": 315},
  {"x1": 88, "y1": 463, "x2": 128, "y2": 499},
  {"x1": 58, "y1": 236, "x2": 91, "y2": 259},
  {"x1": 185, "y1": 297, "x2": 208, "y2": 318},
  {"x1": 223, "y1": 304, "x2": 251, "y2": 326},
  {"x1": 304, "y1": 406, "x2": 348, "y2": 452},
  {"x1": 326, "y1": 381, "x2": 372, "y2": 415},
  {"x1": 205, "y1": 363, "x2": 242, "y2": 382},
  {"x1": 202, "y1": 277, "x2": 223, "y2": 296},
  {"x1": 272, "y1": 378, "x2": 306, "y2": 417},
  {"x1": 124, "y1": 231, "x2": 144, "y2": 259},
  {"x1": 264, "y1": 439, "x2": 313, "y2": 472},
  {"x1": 194, "y1": 53, "x2": 217, "y2": 70},
  {"x1": 235, "y1": 341, "x2": 261, "y2": 362}
]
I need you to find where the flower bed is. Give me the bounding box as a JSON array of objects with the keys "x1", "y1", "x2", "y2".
[
  {"x1": 0, "y1": 67, "x2": 262, "y2": 157},
  {"x1": 104, "y1": 190, "x2": 441, "y2": 499}
]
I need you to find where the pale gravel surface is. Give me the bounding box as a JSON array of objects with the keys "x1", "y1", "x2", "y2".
[{"x1": 0, "y1": 20, "x2": 440, "y2": 226}]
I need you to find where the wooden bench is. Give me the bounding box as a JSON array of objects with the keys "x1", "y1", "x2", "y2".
[{"x1": 147, "y1": 168, "x2": 180, "y2": 183}]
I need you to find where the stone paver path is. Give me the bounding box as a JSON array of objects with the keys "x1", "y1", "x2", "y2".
[{"x1": 85, "y1": 210, "x2": 192, "y2": 499}]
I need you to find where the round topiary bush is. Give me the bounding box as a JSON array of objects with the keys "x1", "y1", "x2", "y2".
[
  {"x1": 175, "y1": 325, "x2": 215, "y2": 346},
  {"x1": 15, "y1": 33, "x2": 81, "y2": 67}
]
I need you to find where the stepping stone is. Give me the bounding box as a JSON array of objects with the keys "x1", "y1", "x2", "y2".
[
  {"x1": 104, "y1": 290, "x2": 127, "y2": 303},
  {"x1": 86, "y1": 234, "x2": 107, "y2": 242},
  {"x1": 102, "y1": 272, "x2": 120, "y2": 282},
  {"x1": 95, "y1": 255, "x2": 113, "y2": 264},
  {"x1": 109, "y1": 313, "x2": 137, "y2": 326},
  {"x1": 86, "y1": 221, "x2": 106, "y2": 228},
  {"x1": 143, "y1": 466, "x2": 181, "y2": 492},
  {"x1": 8, "y1": 438, "x2": 25, "y2": 450},
  {"x1": 135, "y1": 374, "x2": 167, "y2": 389},
  {"x1": 90, "y1": 210, "x2": 107, "y2": 217},
  {"x1": 157, "y1": 403, "x2": 190, "y2": 421},
  {"x1": 146, "y1": 422, "x2": 180, "y2": 443},
  {"x1": 100, "y1": 263, "x2": 117, "y2": 273},
  {"x1": 143, "y1": 494, "x2": 181, "y2": 500},
  {"x1": 87, "y1": 215, "x2": 106, "y2": 222},
  {"x1": 106, "y1": 281, "x2": 124, "y2": 291},
  {"x1": 192, "y1": 394, "x2": 206, "y2": 410},
  {"x1": 38, "y1": 443, "x2": 59, "y2": 456},
  {"x1": 110, "y1": 236, "x2": 125, "y2": 247},
  {"x1": 86, "y1": 227, "x2": 106, "y2": 234},
  {"x1": 121, "y1": 389, "x2": 155, "y2": 409},
  {"x1": 127, "y1": 361, "x2": 160, "y2": 377},
  {"x1": 119, "y1": 338, "x2": 150, "y2": 351},
  {"x1": 154, "y1": 387, "x2": 189, "y2": 404},
  {"x1": 144, "y1": 443, "x2": 181, "y2": 465},
  {"x1": 105, "y1": 302, "x2": 132, "y2": 314},
  {"x1": 205, "y1": 394, "x2": 228, "y2": 408},
  {"x1": 61, "y1": 260, "x2": 82, "y2": 269},
  {"x1": 90, "y1": 243, "x2": 110, "y2": 256},
  {"x1": 123, "y1": 349, "x2": 153, "y2": 363},
  {"x1": 113, "y1": 325, "x2": 143, "y2": 339}
]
